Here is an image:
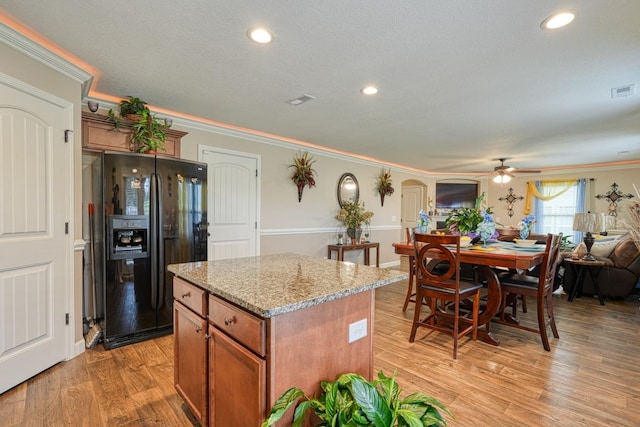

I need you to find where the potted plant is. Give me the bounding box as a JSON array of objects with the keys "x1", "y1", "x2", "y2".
[
  {"x1": 376, "y1": 168, "x2": 394, "y2": 206},
  {"x1": 336, "y1": 201, "x2": 374, "y2": 244},
  {"x1": 262, "y1": 370, "x2": 452, "y2": 427},
  {"x1": 288, "y1": 151, "x2": 317, "y2": 202},
  {"x1": 118, "y1": 96, "x2": 148, "y2": 120},
  {"x1": 130, "y1": 109, "x2": 168, "y2": 154},
  {"x1": 445, "y1": 192, "x2": 492, "y2": 235}
]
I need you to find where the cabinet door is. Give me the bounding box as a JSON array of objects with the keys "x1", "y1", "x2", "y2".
[
  {"x1": 174, "y1": 301, "x2": 208, "y2": 425},
  {"x1": 209, "y1": 325, "x2": 266, "y2": 427}
]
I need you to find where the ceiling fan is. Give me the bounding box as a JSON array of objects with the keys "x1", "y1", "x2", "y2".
[{"x1": 491, "y1": 158, "x2": 540, "y2": 183}]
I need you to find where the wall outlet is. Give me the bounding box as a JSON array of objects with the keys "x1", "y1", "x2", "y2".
[
  {"x1": 348, "y1": 319, "x2": 367, "y2": 343},
  {"x1": 391, "y1": 216, "x2": 397, "y2": 222}
]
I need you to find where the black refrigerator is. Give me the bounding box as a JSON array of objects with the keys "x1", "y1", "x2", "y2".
[{"x1": 99, "y1": 152, "x2": 208, "y2": 349}]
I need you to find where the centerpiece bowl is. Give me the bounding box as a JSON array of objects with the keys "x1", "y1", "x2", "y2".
[{"x1": 513, "y1": 239, "x2": 537, "y2": 247}]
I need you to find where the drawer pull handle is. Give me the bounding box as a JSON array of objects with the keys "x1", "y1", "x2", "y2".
[
  {"x1": 181, "y1": 291, "x2": 191, "y2": 298},
  {"x1": 195, "y1": 326, "x2": 202, "y2": 333},
  {"x1": 224, "y1": 317, "x2": 236, "y2": 326}
]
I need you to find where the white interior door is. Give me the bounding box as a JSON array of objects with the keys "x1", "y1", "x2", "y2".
[
  {"x1": 0, "y1": 78, "x2": 70, "y2": 393},
  {"x1": 401, "y1": 185, "x2": 424, "y2": 236},
  {"x1": 200, "y1": 148, "x2": 259, "y2": 260}
]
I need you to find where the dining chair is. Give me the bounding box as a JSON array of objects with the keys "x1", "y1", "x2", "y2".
[
  {"x1": 402, "y1": 227, "x2": 416, "y2": 311},
  {"x1": 409, "y1": 233, "x2": 483, "y2": 359},
  {"x1": 496, "y1": 233, "x2": 562, "y2": 351}
]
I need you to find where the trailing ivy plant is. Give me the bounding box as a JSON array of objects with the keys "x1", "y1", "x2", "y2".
[{"x1": 261, "y1": 371, "x2": 451, "y2": 427}]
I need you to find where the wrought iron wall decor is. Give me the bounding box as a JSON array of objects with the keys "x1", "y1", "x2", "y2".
[
  {"x1": 596, "y1": 182, "x2": 634, "y2": 216},
  {"x1": 498, "y1": 187, "x2": 524, "y2": 217}
]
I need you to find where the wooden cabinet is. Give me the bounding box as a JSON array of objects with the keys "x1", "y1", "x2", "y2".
[
  {"x1": 82, "y1": 112, "x2": 186, "y2": 157},
  {"x1": 173, "y1": 279, "x2": 208, "y2": 425},
  {"x1": 173, "y1": 277, "x2": 375, "y2": 426},
  {"x1": 209, "y1": 324, "x2": 266, "y2": 427}
]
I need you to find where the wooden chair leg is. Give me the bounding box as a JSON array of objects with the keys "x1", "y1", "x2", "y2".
[
  {"x1": 546, "y1": 294, "x2": 559, "y2": 338},
  {"x1": 409, "y1": 290, "x2": 422, "y2": 342},
  {"x1": 402, "y1": 272, "x2": 414, "y2": 312},
  {"x1": 536, "y1": 295, "x2": 551, "y2": 351}
]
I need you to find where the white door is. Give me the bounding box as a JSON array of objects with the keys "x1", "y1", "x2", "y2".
[
  {"x1": 0, "y1": 79, "x2": 70, "y2": 393},
  {"x1": 401, "y1": 185, "x2": 424, "y2": 236},
  {"x1": 200, "y1": 148, "x2": 259, "y2": 260}
]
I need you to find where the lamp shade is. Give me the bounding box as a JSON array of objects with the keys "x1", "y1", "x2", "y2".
[{"x1": 572, "y1": 212, "x2": 605, "y2": 233}]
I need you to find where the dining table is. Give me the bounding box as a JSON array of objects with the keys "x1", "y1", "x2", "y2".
[{"x1": 393, "y1": 240, "x2": 547, "y2": 346}]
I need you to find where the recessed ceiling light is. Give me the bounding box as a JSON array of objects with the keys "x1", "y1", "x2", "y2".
[
  {"x1": 361, "y1": 86, "x2": 378, "y2": 95},
  {"x1": 247, "y1": 27, "x2": 274, "y2": 44},
  {"x1": 540, "y1": 11, "x2": 575, "y2": 30}
]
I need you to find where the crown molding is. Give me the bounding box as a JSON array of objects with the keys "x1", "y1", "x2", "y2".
[{"x1": 0, "y1": 21, "x2": 94, "y2": 97}]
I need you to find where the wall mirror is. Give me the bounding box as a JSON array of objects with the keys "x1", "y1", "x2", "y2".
[{"x1": 337, "y1": 173, "x2": 359, "y2": 207}]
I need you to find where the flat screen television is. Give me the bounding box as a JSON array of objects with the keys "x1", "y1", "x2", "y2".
[{"x1": 435, "y1": 182, "x2": 478, "y2": 209}]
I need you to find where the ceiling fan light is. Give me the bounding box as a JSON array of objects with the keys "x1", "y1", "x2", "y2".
[{"x1": 493, "y1": 173, "x2": 511, "y2": 184}]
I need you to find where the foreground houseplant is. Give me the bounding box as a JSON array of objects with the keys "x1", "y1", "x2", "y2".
[{"x1": 262, "y1": 371, "x2": 451, "y2": 427}]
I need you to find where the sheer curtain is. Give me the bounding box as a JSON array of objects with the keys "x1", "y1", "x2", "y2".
[{"x1": 533, "y1": 179, "x2": 586, "y2": 241}]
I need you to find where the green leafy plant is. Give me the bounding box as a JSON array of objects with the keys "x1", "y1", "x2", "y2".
[
  {"x1": 130, "y1": 109, "x2": 168, "y2": 153},
  {"x1": 445, "y1": 192, "x2": 492, "y2": 235},
  {"x1": 336, "y1": 201, "x2": 374, "y2": 231},
  {"x1": 119, "y1": 96, "x2": 148, "y2": 116},
  {"x1": 262, "y1": 371, "x2": 451, "y2": 427},
  {"x1": 107, "y1": 96, "x2": 151, "y2": 129}
]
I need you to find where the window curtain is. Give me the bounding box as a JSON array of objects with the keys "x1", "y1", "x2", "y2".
[
  {"x1": 574, "y1": 179, "x2": 587, "y2": 241},
  {"x1": 525, "y1": 180, "x2": 577, "y2": 214},
  {"x1": 533, "y1": 179, "x2": 586, "y2": 238}
]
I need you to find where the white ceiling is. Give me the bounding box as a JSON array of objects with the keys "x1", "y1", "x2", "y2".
[{"x1": 2, "y1": 0, "x2": 640, "y2": 174}]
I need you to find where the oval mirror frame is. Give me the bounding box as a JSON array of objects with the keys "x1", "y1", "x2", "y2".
[{"x1": 337, "y1": 173, "x2": 359, "y2": 207}]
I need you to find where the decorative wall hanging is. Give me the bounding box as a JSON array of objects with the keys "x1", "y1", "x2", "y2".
[
  {"x1": 498, "y1": 187, "x2": 524, "y2": 217},
  {"x1": 375, "y1": 168, "x2": 394, "y2": 206},
  {"x1": 595, "y1": 182, "x2": 634, "y2": 216},
  {"x1": 288, "y1": 151, "x2": 316, "y2": 202}
]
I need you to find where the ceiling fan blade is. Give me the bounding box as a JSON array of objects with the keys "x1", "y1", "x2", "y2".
[{"x1": 513, "y1": 169, "x2": 541, "y2": 173}]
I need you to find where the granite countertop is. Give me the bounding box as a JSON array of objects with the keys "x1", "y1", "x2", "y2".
[{"x1": 168, "y1": 253, "x2": 408, "y2": 318}]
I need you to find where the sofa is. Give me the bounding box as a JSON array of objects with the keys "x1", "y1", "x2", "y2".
[{"x1": 562, "y1": 233, "x2": 640, "y2": 299}]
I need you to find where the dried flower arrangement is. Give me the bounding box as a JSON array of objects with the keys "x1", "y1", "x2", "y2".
[
  {"x1": 288, "y1": 151, "x2": 317, "y2": 202},
  {"x1": 375, "y1": 168, "x2": 394, "y2": 206}
]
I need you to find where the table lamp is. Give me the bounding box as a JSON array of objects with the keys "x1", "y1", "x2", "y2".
[{"x1": 572, "y1": 212, "x2": 604, "y2": 261}]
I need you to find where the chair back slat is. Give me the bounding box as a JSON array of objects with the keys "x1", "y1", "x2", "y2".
[
  {"x1": 413, "y1": 233, "x2": 461, "y2": 290},
  {"x1": 536, "y1": 233, "x2": 562, "y2": 293}
]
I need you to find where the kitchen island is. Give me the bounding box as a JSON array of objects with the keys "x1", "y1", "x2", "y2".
[{"x1": 168, "y1": 253, "x2": 407, "y2": 427}]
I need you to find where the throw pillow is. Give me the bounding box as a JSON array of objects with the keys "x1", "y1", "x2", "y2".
[{"x1": 572, "y1": 240, "x2": 619, "y2": 258}]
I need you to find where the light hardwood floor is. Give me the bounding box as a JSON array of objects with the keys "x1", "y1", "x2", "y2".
[{"x1": 1, "y1": 273, "x2": 640, "y2": 426}]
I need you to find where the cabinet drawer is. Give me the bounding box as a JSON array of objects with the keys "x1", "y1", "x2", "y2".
[
  {"x1": 209, "y1": 295, "x2": 266, "y2": 357},
  {"x1": 174, "y1": 277, "x2": 207, "y2": 317}
]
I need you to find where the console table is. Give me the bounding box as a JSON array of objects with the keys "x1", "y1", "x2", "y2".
[{"x1": 327, "y1": 242, "x2": 380, "y2": 267}]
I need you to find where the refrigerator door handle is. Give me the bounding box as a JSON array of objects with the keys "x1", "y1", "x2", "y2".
[
  {"x1": 156, "y1": 173, "x2": 165, "y2": 309},
  {"x1": 150, "y1": 172, "x2": 159, "y2": 310}
]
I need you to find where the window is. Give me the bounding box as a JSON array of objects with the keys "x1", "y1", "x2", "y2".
[{"x1": 534, "y1": 179, "x2": 586, "y2": 243}]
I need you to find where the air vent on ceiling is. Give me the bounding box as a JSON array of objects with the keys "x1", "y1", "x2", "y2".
[
  {"x1": 286, "y1": 94, "x2": 315, "y2": 106},
  {"x1": 611, "y1": 84, "x2": 635, "y2": 99}
]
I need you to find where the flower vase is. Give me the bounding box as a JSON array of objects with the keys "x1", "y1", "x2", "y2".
[
  {"x1": 480, "y1": 231, "x2": 492, "y2": 248},
  {"x1": 416, "y1": 224, "x2": 428, "y2": 234},
  {"x1": 519, "y1": 227, "x2": 530, "y2": 240},
  {"x1": 347, "y1": 228, "x2": 362, "y2": 245}
]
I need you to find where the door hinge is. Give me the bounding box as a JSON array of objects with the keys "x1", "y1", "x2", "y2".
[
  {"x1": 64, "y1": 129, "x2": 73, "y2": 143},
  {"x1": 65, "y1": 313, "x2": 70, "y2": 325},
  {"x1": 255, "y1": 221, "x2": 258, "y2": 229},
  {"x1": 65, "y1": 222, "x2": 69, "y2": 234},
  {"x1": 255, "y1": 169, "x2": 258, "y2": 178}
]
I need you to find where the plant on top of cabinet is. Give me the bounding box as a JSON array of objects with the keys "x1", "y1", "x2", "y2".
[
  {"x1": 130, "y1": 109, "x2": 169, "y2": 153},
  {"x1": 262, "y1": 370, "x2": 452, "y2": 427},
  {"x1": 288, "y1": 151, "x2": 317, "y2": 202},
  {"x1": 107, "y1": 96, "x2": 150, "y2": 128}
]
